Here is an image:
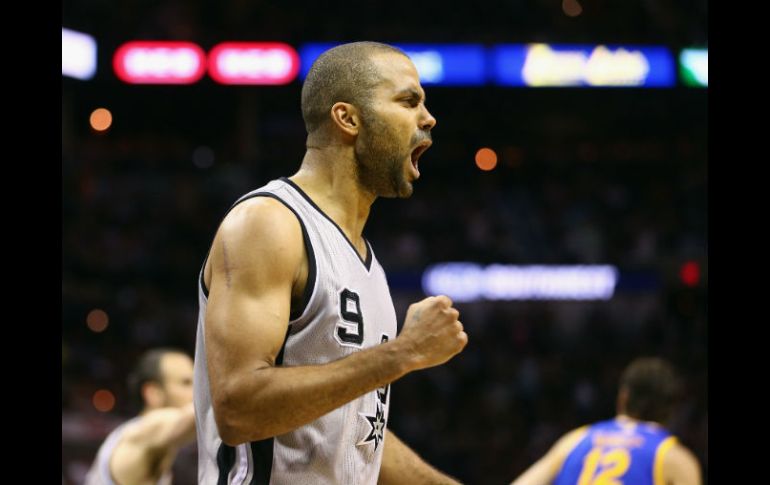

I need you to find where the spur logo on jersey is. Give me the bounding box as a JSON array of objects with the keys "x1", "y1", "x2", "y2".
[
  {"x1": 358, "y1": 334, "x2": 391, "y2": 451},
  {"x1": 358, "y1": 402, "x2": 386, "y2": 451},
  {"x1": 336, "y1": 288, "x2": 365, "y2": 346}
]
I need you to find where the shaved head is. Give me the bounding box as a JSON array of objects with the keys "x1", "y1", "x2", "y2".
[{"x1": 301, "y1": 42, "x2": 408, "y2": 139}]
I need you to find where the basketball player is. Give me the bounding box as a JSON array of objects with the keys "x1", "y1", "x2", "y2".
[
  {"x1": 510, "y1": 357, "x2": 702, "y2": 485},
  {"x1": 194, "y1": 41, "x2": 468, "y2": 484},
  {"x1": 84, "y1": 348, "x2": 196, "y2": 485}
]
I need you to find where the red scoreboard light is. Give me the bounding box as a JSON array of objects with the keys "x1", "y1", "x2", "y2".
[
  {"x1": 113, "y1": 41, "x2": 207, "y2": 84},
  {"x1": 208, "y1": 42, "x2": 300, "y2": 85}
]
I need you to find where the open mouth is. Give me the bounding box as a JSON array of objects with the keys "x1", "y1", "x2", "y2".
[{"x1": 410, "y1": 140, "x2": 432, "y2": 168}]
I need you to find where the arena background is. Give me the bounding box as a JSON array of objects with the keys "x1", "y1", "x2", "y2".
[{"x1": 62, "y1": 2, "x2": 707, "y2": 483}]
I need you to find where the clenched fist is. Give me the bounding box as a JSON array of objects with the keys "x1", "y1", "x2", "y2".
[{"x1": 396, "y1": 295, "x2": 468, "y2": 371}]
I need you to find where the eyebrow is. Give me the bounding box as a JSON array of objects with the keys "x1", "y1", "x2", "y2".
[{"x1": 395, "y1": 88, "x2": 426, "y2": 103}]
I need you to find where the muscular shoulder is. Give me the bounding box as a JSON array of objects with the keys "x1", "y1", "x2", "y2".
[
  {"x1": 220, "y1": 196, "x2": 303, "y2": 251},
  {"x1": 510, "y1": 426, "x2": 589, "y2": 485},
  {"x1": 554, "y1": 426, "x2": 590, "y2": 456},
  {"x1": 545, "y1": 426, "x2": 590, "y2": 473},
  {"x1": 664, "y1": 441, "x2": 702, "y2": 485},
  {"x1": 212, "y1": 196, "x2": 304, "y2": 281}
]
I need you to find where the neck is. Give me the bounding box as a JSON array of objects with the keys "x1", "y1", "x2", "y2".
[
  {"x1": 289, "y1": 146, "x2": 375, "y2": 243},
  {"x1": 617, "y1": 413, "x2": 663, "y2": 428}
]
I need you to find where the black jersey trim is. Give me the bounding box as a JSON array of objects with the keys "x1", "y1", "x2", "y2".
[
  {"x1": 248, "y1": 326, "x2": 290, "y2": 484},
  {"x1": 217, "y1": 326, "x2": 292, "y2": 484},
  {"x1": 216, "y1": 443, "x2": 236, "y2": 485},
  {"x1": 280, "y1": 177, "x2": 373, "y2": 271},
  {"x1": 198, "y1": 191, "x2": 316, "y2": 320},
  {"x1": 199, "y1": 251, "x2": 211, "y2": 298}
]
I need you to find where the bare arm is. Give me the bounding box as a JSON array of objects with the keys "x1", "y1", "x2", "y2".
[
  {"x1": 110, "y1": 403, "x2": 196, "y2": 483},
  {"x1": 140, "y1": 402, "x2": 196, "y2": 450},
  {"x1": 378, "y1": 431, "x2": 462, "y2": 485},
  {"x1": 206, "y1": 198, "x2": 468, "y2": 445},
  {"x1": 510, "y1": 427, "x2": 589, "y2": 485},
  {"x1": 663, "y1": 442, "x2": 702, "y2": 485}
]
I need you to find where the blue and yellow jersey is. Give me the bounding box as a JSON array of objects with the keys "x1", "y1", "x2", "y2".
[{"x1": 554, "y1": 417, "x2": 678, "y2": 485}]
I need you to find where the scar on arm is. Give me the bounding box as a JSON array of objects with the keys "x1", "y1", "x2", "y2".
[{"x1": 222, "y1": 239, "x2": 233, "y2": 288}]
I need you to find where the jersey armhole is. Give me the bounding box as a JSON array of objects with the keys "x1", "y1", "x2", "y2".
[{"x1": 197, "y1": 192, "x2": 317, "y2": 321}]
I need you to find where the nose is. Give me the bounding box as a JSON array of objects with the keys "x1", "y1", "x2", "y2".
[{"x1": 420, "y1": 105, "x2": 437, "y2": 131}]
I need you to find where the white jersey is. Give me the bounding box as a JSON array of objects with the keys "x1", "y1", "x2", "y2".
[
  {"x1": 83, "y1": 417, "x2": 173, "y2": 485},
  {"x1": 194, "y1": 177, "x2": 399, "y2": 485}
]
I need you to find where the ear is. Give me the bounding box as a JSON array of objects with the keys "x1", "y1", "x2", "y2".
[
  {"x1": 329, "y1": 102, "x2": 361, "y2": 137},
  {"x1": 141, "y1": 381, "x2": 164, "y2": 409}
]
